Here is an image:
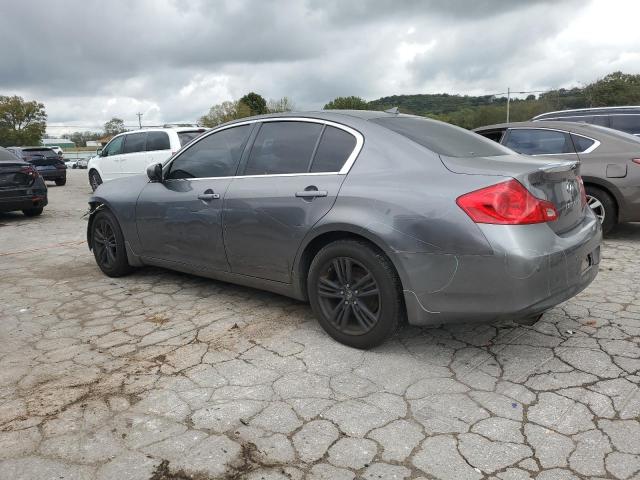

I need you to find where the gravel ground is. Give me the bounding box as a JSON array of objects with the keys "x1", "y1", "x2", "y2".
[{"x1": 0, "y1": 169, "x2": 639, "y2": 480}]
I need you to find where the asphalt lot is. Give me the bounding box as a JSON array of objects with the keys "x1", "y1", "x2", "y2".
[{"x1": 0, "y1": 169, "x2": 639, "y2": 480}]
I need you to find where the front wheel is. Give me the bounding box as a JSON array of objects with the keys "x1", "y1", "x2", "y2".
[
  {"x1": 91, "y1": 210, "x2": 133, "y2": 277},
  {"x1": 585, "y1": 186, "x2": 616, "y2": 234},
  {"x1": 307, "y1": 240, "x2": 402, "y2": 349},
  {"x1": 89, "y1": 170, "x2": 102, "y2": 191}
]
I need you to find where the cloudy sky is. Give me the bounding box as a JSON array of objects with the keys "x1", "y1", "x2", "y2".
[{"x1": 1, "y1": 0, "x2": 638, "y2": 133}]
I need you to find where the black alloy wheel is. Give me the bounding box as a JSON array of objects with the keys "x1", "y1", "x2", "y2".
[{"x1": 91, "y1": 210, "x2": 132, "y2": 277}]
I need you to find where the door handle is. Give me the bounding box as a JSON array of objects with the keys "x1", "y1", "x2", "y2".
[
  {"x1": 198, "y1": 193, "x2": 220, "y2": 201},
  {"x1": 295, "y1": 190, "x2": 328, "y2": 198}
]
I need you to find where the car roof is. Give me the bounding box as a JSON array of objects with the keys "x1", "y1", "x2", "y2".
[
  {"x1": 532, "y1": 105, "x2": 640, "y2": 119},
  {"x1": 11, "y1": 146, "x2": 56, "y2": 151},
  {"x1": 0, "y1": 147, "x2": 26, "y2": 163},
  {"x1": 117, "y1": 127, "x2": 207, "y2": 135}
]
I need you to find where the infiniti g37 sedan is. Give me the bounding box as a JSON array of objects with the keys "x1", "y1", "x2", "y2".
[{"x1": 87, "y1": 111, "x2": 601, "y2": 348}]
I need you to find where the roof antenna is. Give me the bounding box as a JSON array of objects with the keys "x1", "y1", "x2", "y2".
[{"x1": 385, "y1": 107, "x2": 399, "y2": 114}]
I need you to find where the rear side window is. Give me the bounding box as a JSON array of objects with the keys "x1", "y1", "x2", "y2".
[
  {"x1": 610, "y1": 115, "x2": 640, "y2": 135},
  {"x1": 372, "y1": 117, "x2": 511, "y2": 157},
  {"x1": 570, "y1": 134, "x2": 596, "y2": 153},
  {"x1": 166, "y1": 125, "x2": 251, "y2": 179},
  {"x1": 244, "y1": 121, "x2": 323, "y2": 175},
  {"x1": 504, "y1": 129, "x2": 574, "y2": 155},
  {"x1": 146, "y1": 132, "x2": 170, "y2": 151},
  {"x1": 178, "y1": 130, "x2": 205, "y2": 146},
  {"x1": 310, "y1": 126, "x2": 356, "y2": 173},
  {"x1": 122, "y1": 133, "x2": 147, "y2": 154}
]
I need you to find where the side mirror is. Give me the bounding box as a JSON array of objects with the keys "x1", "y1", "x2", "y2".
[
  {"x1": 147, "y1": 163, "x2": 164, "y2": 183},
  {"x1": 96, "y1": 148, "x2": 103, "y2": 156}
]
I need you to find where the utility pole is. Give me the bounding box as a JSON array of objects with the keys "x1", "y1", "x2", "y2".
[
  {"x1": 506, "y1": 87, "x2": 511, "y2": 123},
  {"x1": 136, "y1": 112, "x2": 143, "y2": 129}
]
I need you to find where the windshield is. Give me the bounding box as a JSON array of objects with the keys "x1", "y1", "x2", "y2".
[{"x1": 372, "y1": 116, "x2": 513, "y2": 157}]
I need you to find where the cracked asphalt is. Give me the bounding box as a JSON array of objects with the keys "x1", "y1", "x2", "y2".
[{"x1": 0, "y1": 169, "x2": 639, "y2": 480}]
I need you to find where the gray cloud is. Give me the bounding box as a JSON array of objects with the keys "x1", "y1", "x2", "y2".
[{"x1": 0, "y1": 0, "x2": 636, "y2": 131}]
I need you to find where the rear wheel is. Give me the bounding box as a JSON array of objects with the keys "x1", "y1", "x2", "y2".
[
  {"x1": 585, "y1": 186, "x2": 616, "y2": 234},
  {"x1": 22, "y1": 207, "x2": 43, "y2": 217},
  {"x1": 89, "y1": 170, "x2": 102, "y2": 191},
  {"x1": 55, "y1": 178, "x2": 66, "y2": 186},
  {"x1": 91, "y1": 210, "x2": 133, "y2": 277},
  {"x1": 308, "y1": 240, "x2": 402, "y2": 349}
]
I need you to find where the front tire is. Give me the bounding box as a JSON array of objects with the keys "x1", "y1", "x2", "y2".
[
  {"x1": 22, "y1": 207, "x2": 43, "y2": 217},
  {"x1": 307, "y1": 240, "x2": 402, "y2": 349},
  {"x1": 91, "y1": 210, "x2": 133, "y2": 277},
  {"x1": 586, "y1": 186, "x2": 616, "y2": 234},
  {"x1": 89, "y1": 170, "x2": 102, "y2": 191}
]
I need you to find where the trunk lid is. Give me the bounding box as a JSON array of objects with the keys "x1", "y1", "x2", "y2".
[
  {"x1": 0, "y1": 162, "x2": 34, "y2": 189},
  {"x1": 441, "y1": 153, "x2": 585, "y2": 234}
]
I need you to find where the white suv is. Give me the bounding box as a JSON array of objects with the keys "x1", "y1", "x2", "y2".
[{"x1": 88, "y1": 127, "x2": 206, "y2": 190}]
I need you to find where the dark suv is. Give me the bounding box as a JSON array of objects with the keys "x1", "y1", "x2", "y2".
[
  {"x1": 7, "y1": 147, "x2": 67, "y2": 186},
  {"x1": 532, "y1": 106, "x2": 640, "y2": 136}
]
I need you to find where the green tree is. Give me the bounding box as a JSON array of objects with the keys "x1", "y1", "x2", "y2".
[
  {"x1": 584, "y1": 71, "x2": 640, "y2": 106},
  {"x1": 199, "y1": 100, "x2": 252, "y2": 128},
  {"x1": 103, "y1": 118, "x2": 126, "y2": 137},
  {"x1": 324, "y1": 96, "x2": 369, "y2": 110},
  {"x1": 0, "y1": 95, "x2": 47, "y2": 147},
  {"x1": 239, "y1": 92, "x2": 268, "y2": 116},
  {"x1": 267, "y1": 96, "x2": 295, "y2": 113}
]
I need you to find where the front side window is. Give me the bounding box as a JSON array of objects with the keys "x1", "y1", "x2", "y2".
[
  {"x1": 103, "y1": 136, "x2": 124, "y2": 156},
  {"x1": 570, "y1": 134, "x2": 596, "y2": 153},
  {"x1": 310, "y1": 126, "x2": 357, "y2": 173},
  {"x1": 610, "y1": 115, "x2": 640, "y2": 135},
  {"x1": 146, "y1": 132, "x2": 170, "y2": 151},
  {"x1": 244, "y1": 121, "x2": 323, "y2": 175},
  {"x1": 122, "y1": 133, "x2": 147, "y2": 154},
  {"x1": 166, "y1": 125, "x2": 251, "y2": 179},
  {"x1": 504, "y1": 129, "x2": 574, "y2": 155}
]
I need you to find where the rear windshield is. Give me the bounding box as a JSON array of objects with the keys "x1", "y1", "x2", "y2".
[
  {"x1": 372, "y1": 117, "x2": 512, "y2": 157},
  {"x1": 178, "y1": 130, "x2": 205, "y2": 146},
  {"x1": 23, "y1": 149, "x2": 58, "y2": 158}
]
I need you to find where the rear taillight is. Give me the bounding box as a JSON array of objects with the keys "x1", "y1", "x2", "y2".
[
  {"x1": 632, "y1": 158, "x2": 640, "y2": 165},
  {"x1": 20, "y1": 165, "x2": 40, "y2": 178},
  {"x1": 55, "y1": 162, "x2": 66, "y2": 169},
  {"x1": 457, "y1": 179, "x2": 558, "y2": 225},
  {"x1": 577, "y1": 176, "x2": 587, "y2": 208}
]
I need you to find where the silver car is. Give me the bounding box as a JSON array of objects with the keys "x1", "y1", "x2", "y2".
[{"x1": 87, "y1": 111, "x2": 601, "y2": 348}]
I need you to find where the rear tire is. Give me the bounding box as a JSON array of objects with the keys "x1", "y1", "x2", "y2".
[
  {"x1": 585, "y1": 186, "x2": 616, "y2": 234},
  {"x1": 22, "y1": 207, "x2": 43, "y2": 217},
  {"x1": 90, "y1": 210, "x2": 133, "y2": 277},
  {"x1": 55, "y1": 178, "x2": 66, "y2": 186},
  {"x1": 89, "y1": 170, "x2": 102, "y2": 191},
  {"x1": 307, "y1": 240, "x2": 402, "y2": 349}
]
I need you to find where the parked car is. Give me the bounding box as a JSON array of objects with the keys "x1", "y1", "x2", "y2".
[
  {"x1": 88, "y1": 127, "x2": 207, "y2": 190},
  {"x1": 49, "y1": 146, "x2": 64, "y2": 158},
  {"x1": 87, "y1": 111, "x2": 600, "y2": 348},
  {"x1": 6, "y1": 147, "x2": 67, "y2": 186},
  {"x1": 474, "y1": 121, "x2": 640, "y2": 233},
  {"x1": 65, "y1": 159, "x2": 78, "y2": 169},
  {"x1": 532, "y1": 106, "x2": 640, "y2": 136},
  {"x1": 76, "y1": 157, "x2": 90, "y2": 169},
  {"x1": 0, "y1": 146, "x2": 48, "y2": 216}
]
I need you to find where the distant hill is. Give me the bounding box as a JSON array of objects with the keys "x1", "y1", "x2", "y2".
[{"x1": 367, "y1": 93, "x2": 503, "y2": 116}]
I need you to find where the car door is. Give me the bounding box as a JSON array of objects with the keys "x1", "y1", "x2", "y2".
[
  {"x1": 224, "y1": 120, "x2": 359, "y2": 283},
  {"x1": 99, "y1": 135, "x2": 125, "y2": 181},
  {"x1": 502, "y1": 128, "x2": 577, "y2": 161},
  {"x1": 119, "y1": 132, "x2": 148, "y2": 177},
  {"x1": 135, "y1": 124, "x2": 253, "y2": 271}
]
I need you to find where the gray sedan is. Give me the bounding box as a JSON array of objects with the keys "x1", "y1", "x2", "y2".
[
  {"x1": 87, "y1": 111, "x2": 601, "y2": 348},
  {"x1": 474, "y1": 121, "x2": 640, "y2": 233}
]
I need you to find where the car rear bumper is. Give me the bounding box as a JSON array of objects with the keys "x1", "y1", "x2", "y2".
[
  {"x1": 400, "y1": 211, "x2": 602, "y2": 326},
  {"x1": 39, "y1": 170, "x2": 66, "y2": 180},
  {"x1": 0, "y1": 194, "x2": 48, "y2": 212}
]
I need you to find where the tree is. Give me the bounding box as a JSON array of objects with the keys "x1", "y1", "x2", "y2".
[
  {"x1": 199, "y1": 100, "x2": 252, "y2": 128},
  {"x1": 62, "y1": 131, "x2": 102, "y2": 147},
  {"x1": 103, "y1": 118, "x2": 126, "y2": 137},
  {"x1": 0, "y1": 95, "x2": 47, "y2": 147},
  {"x1": 267, "y1": 97, "x2": 295, "y2": 113},
  {"x1": 239, "y1": 92, "x2": 268, "y2": 116},
  {"x1": 584, "y1": 71, "x2": 640, "y2": 106},
  {"x1": 323, "y1": 96, "x2": 369, "y2": 110}
]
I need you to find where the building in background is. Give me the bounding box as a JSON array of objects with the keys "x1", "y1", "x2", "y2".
[{"x1": 42, "y1": 138, "x2": 75, "y2": 149}]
